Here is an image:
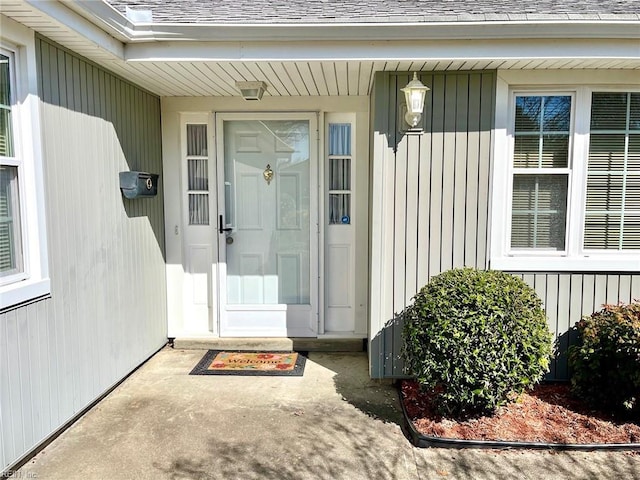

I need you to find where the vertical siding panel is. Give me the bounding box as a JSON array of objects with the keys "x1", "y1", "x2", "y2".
[
  {"x1": 35, "y1": 301, "x2": 52, "y2": 438},
  {"x1": 440, "y1": 74, "x2": 457, "y2": 272},
  {"x1": 405, "y1": 134, "x2": 420, "y2": 300},
  {"x1": 416, "y1": 74, "x2": 433, "y2": 288},
  {"x1": 533, "y1": 274, "x2": 548, "y2": 310},
  {"x1": 465, "y1": 74, "x2": 482, "y2": 268},
  {"x1": 382, "y1": 74, "x2": 397, "y2": 376},
  {"x1": 428, "y1": 74, "x2": 445, "y2": 278},
  {"x1": 555, "y1": 274, "x2": 571, "y2": 379},
  {"x1": 5, "y1": 310, "x2": 23, "y2": 461},
  {"x1": 632, "y1": 276, "x2": 640, "y2": 302},
  {"x1": 544, "y1": 274, "x2": 559, "y2": 336},
  {"x1": 32, "y1": 44, "x2": 49, "y2": 435},
  {"x1": 57, "y1": 48, "x2": 76, "y2": 421},
  {"x1": 475, "y1": 72, "x2": 495, "y2": 268},
  {"x1": 605, "y1": 275, "x2": 621, "y2": 305},
  {"x1": 77, "y1": 54, "x2": 94, "y2": 408},
  {"x1": 619, "y1": 274, "x2": 632, "y2": 302},
  {"x1": 392, "y1": 74, "x2": 409, "y2": 376},
  {"x1": 23, "y1": 304, "x2": 38, "y2": 447},
  {"x1": 593, "y1": 275, "x2": 608, "y2": 312},
  {"x1": 369, "y1": 72, "x2": 388, "y2": 377},
  {"x1": 569, "y1": 274, "x2": 584, "y2": 324},
  {"x1": 88, "y1": 62, "x2": 102, "y2": 394},
  {"x1": 18, "y1": 307, "x2": 35, "y2": 451},
  {"x1": 582, "y1": 275, "x2": 596, "y2": 317},
  {"x1": 1, "y1": 315, "x2": 10, "y2": 460},
  {"x1": 522, "y1": 274, "x2": 536, "y2": 291},
  {"x1": 43, "y1": 41, "x2": 62, "y2": 424},
  {"x1": 452, "y1": 74, "x2": 469, "y2": 268}
]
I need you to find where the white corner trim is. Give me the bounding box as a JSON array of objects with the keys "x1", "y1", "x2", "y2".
[{"x1": 489, "y1": 75, "x2": 511, "y2": 266}]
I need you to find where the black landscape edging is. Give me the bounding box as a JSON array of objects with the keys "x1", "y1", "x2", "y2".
[{"x1": 398, "y1": 386, "x2": 640, "y2": 451}]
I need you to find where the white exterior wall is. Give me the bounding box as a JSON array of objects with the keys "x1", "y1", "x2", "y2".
[
  {"x1": 1, "y1": 33, "x2": 167, "y2": 471},
  {"x1": 162, "y1": 96, "x2": 370, "y2": 339}
]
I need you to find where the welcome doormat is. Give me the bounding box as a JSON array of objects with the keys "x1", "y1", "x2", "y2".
[{"x1": 189, "y1": 350, "x2": 307, "y2": 376}]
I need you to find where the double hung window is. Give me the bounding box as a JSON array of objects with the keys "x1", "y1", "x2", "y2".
[
  {"x1": 492, "y1": 85, "x2": 640, "y2": 272},
  {"x1": 0, "y1": 51, "x2": 22, "y2": 280},
  {"x1": 0, "y1": 27, "x2": 49, "y2": 310}
]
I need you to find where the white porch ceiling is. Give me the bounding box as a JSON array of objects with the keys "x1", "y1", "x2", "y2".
[
  {"x1": 101, "y1": 58, "x2": 640, "y2": 98},
  {"x1": 2, "y1": 0, "x2": 639, "y2": 98}
]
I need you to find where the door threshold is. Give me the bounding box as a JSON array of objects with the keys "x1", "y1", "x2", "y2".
[{"x1": 172, "y1": 337, "x2": 366, "y2": 352}]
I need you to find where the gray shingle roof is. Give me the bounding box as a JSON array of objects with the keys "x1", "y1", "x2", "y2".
[{"x1": 104, "y1": 0, "x2": 640, "y2": 24}]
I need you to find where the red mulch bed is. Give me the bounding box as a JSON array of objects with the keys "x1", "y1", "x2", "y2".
[{"x1": 401, "y1": 380, "x2": 640, "y2": 445}]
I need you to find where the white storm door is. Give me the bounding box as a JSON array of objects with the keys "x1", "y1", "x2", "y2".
[{"x1": 216, "y1": 113, "x2": 318, "y2": 337}]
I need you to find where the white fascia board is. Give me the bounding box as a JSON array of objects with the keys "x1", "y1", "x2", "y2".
[
  {"x1": 64, "y1": 2, "x2": 640, "y2": 42},
  {"x1": 61, "y1": 0, "x2": 135, "y2": 42},
  {"x1": 124, "y1": 38, "x2": 640, "y2": 63},
  {"x1": 23, "y1": 0, "x2": 124, "y2": 58},
  {"x1": 113, "y1": 21, "x2": 640, "y2": 43}
]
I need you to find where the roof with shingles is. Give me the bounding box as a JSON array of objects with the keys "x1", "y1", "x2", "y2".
[{"x1": 104, "y1": 0, "x2": 640, "y2": 24}]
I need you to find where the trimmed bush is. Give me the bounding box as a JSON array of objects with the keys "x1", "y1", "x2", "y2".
[
  {"x1": 569, "y1": 303, "x2": 640, "y2": 417},
  {"x1": 402, "y1": 268, "x2": 553, "y2": 417}
]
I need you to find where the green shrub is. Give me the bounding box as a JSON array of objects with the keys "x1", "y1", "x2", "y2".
[
  {"x1": 402, "y1": 268, "x2": 552, "y2": 417},
  {"x1": 569, "y1": 303, "x2": 640, "y2": 417}
]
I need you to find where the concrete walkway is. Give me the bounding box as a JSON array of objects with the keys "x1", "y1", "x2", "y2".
[{"x1": 17, "y1": 348, "x2": 640, "y2": 480}]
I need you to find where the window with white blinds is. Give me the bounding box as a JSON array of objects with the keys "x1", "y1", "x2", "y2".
[
  {"x1": 186, "y1": 124, "x2": 209, "y2": 225},
  {"x1": 494, "y1": 86, "x2": 640, "y2": 272},
  {"x1": 584, "y1": 92, "x2": 640, "y2": 250},
  {"x1": 0, "y1": 51, "x2": 23, "y2": 280},
  {"x1": 510, "y1": 95, "x2": 571, "y2": 251}
]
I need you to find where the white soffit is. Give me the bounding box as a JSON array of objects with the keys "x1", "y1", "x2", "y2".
[{"x1": 0, "y1": 0, "x2": 639, "y2": 97}]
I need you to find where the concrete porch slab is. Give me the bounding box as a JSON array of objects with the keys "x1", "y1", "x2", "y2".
[{"x1": 14, "y1": 347, "x2": 640, "y2": 480}]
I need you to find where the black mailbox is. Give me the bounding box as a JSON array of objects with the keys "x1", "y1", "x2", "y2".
[{"x1": 119, "y1": 171, "x2": 159, "y2": 199}]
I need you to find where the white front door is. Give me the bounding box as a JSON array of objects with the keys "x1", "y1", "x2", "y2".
[{"x1": 216, "y1": 113, "x2": 318, "y2": 337}]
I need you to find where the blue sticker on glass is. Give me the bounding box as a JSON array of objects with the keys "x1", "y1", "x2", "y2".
[{"x1": 341, "y1": 215, "x2": 350, "y2": 224}]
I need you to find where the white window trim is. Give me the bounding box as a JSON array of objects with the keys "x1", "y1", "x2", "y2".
[
  {"x1": 490, "y1": 71, "x2": 640, "y2": 272},
  {"x1": 1, "y1": 18, "x2": 50, "y2": 309}
]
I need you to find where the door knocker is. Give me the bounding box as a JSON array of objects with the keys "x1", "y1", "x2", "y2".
[{"x1": 263, "y1": 164, "x2": 274, "y2": 185}]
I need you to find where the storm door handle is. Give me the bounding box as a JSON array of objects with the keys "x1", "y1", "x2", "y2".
[{"x1": 219, "y1": 215, "x2": 232, "y2": 233}]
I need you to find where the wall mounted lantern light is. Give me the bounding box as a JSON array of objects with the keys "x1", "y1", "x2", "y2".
[
  {"x1": 401, "y1": 72, "x2": 430, "y2": 131},
  {"x1": 236, "y1": 81, "x2": 267, "y2": 101}
]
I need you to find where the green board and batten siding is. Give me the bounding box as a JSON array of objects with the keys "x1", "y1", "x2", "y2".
[
  {"x1": 0, "y1": 36, "x2": 166, "y2": 470},
  {"x1": 368, "y1": 71, "x2": 640, "y2": 380}
]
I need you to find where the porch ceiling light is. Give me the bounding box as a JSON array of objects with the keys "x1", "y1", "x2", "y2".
[
  {"x1": 401, "y1": 72, "x2": 430, "y2": 130},
  {"x1": 236, "y1": 81, "x2": 267, "y2": 101}
]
